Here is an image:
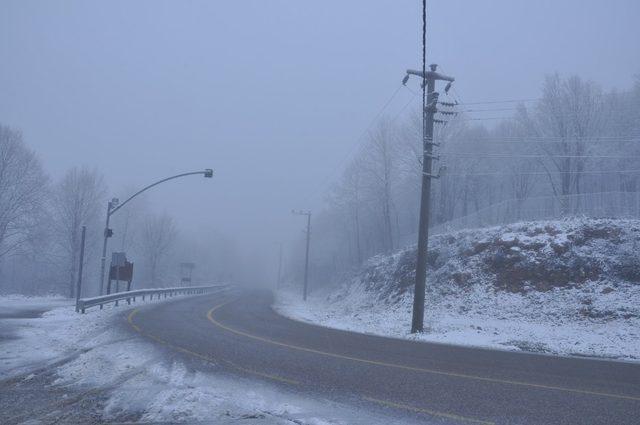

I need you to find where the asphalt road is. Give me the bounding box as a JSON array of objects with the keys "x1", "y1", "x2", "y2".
[{"x1": 125, "y1": 289, "x2": 640, "y2": 425}]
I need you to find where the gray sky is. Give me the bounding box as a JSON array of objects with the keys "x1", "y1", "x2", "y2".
[{"x1": 1, "y1": 0, "x2": 639, "y2": 270}]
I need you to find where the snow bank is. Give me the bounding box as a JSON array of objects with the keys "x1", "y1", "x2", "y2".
[
  {"x1": 0, "y1": 295, "x2": 101, "y2": 377},
  {"x1": 275, "y1": 218, "x2": 640, "y2": 361}
]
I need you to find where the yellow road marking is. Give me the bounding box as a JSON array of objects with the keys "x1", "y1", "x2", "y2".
[
  {"x1": 127, "y1": 308, "x2": 298, "y2": 385},
  {"x1": 225, "y1": 360, "x2": 299, "y2": 385},
  {"x1": 207, "y1": 301, "x2": 640, "y2": 403},
  {"x1": 363, "y1": 396, "x2": 495, "y2": 425}
]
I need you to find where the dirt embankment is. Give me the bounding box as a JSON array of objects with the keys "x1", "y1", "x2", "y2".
[{"x1": 356, "y1": 218, "x2": 640, "y2": 301}]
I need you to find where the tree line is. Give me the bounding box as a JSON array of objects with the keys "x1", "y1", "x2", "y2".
[
  {"x1": 0, "y1": 128, "x2": 235, "y2": 296},
  {"x1": 293, "y1": 74, "x2": 640, "y2": 288}
]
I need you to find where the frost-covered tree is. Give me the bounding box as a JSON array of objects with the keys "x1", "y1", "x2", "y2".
[
  {"x1": 52, "y1": 167, "x2": 106, "y2": 298},
  {"x1": 361, "y1": 121, "x2": 399, "y2": 252},
  {"x1": 139, "y1": 213, "x2": 177, "y2": 287},
  {"x1": 526, "y1": 75, "x2": 605, "y2": 212},
  {"x1": 0, "y1": 125, "x2": 48, "y2": 259}
]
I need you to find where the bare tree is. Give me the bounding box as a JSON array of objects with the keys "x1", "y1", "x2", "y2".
[
  {"x1": 111, "y1": 186, "x2": 149, "y2": 253},
  {"x1": 328, "y1": 158, "x2": 365, "y2": 264},
  {"x1": 361, "y1": 121, "x2": 398, "y2": 252},
  {"x1": 0, "y1": 125, "x2": 48, "y2": 260},
  {"x1": 139, "y1": 213, "x2": 177, "y2": 287},
  {"x1": 605, "y1": 76, "x2": 640, "y2": 195},
  {"x1": 529, "y1": 74, "x2": 605, "y2": 213},
  {"x1": 52, "y1": 167, "x2": 106, "y2": 298},
  {"x1": 493, "y1": 116, "x2": 538, "y2": 219}
]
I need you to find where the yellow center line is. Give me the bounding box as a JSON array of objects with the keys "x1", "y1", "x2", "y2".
[
  {"x1": 206, "y1": 301, "x2": 640, "y2": 403},
  {"x1": 363, "y1": 396, "x2": 495, "y2": 425},
  {"x1": 127, "y1": 308, "x2": 299, "y2": 385}
]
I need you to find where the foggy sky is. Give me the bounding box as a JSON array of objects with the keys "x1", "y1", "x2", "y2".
[{"x1": 1, "y1": 0, "x2": 639, "y2": 277}]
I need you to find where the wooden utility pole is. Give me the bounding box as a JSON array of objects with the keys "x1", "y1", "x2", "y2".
[
  {"x1": 276, "y1": 242, "x2": 283, "y2": 289},
  {"x1": 403, "y1": 66, "x2": 454, "y2": 333},
  {"x1": 292, "y1": 210, "x2": 312, "y2": 301},
  {"x1": 74, "y1": 226, "x2": 87, "y2": 313}
]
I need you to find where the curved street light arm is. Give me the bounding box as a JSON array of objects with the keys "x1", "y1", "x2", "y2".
[
  {"x1": 99, "y1": 168, "x2": 212, "y2": 295},
  {"x1": 109, "y1": 170, "x2": 212, "y2": 216}
]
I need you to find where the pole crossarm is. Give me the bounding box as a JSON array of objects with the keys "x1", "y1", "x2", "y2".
[{"x1": 405, "y1": 69, "x2": 455, "y2": 83}]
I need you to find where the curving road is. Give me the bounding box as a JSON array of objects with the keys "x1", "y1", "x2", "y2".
[{"x1": 125, "y1": 289, "x2": 640, "y2": 425}]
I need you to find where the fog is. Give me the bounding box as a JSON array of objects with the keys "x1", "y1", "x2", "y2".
[{"x1": 1, "y1": 0, "x2": 639, "y2": 290}]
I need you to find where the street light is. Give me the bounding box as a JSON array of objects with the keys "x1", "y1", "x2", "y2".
[{"x1": 99, "y1": 169, "x2": 214, "y2": 295}]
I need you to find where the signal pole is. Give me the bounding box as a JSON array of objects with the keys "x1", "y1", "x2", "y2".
[
  {"x1": 404, "y1": 65, "x2": 454, "y2": 333},
  {"x1": 292, "y1": 210, "x2": 311, "y2": 301},
  {"x1": 99, "y1": 169, "x2": 213, "y2": 295}
]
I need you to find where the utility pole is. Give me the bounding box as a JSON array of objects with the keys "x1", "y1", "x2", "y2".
[
  {"x1": 292, "y1": 210, "x2": 311, "y2": 301},
  {"x1": 404, "y1": 66, "x2": 454, "y2": 333},
  {"x1": 276, "y1": 242, "x2": 283, "y2": 289},
  {"x1": 75, "y1": 225, "x2": 87, "y2": 313}
]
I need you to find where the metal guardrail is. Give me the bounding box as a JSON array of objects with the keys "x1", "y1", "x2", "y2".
[{"x1": 76, "y1": 284, "x2": 229, "y2": 313}]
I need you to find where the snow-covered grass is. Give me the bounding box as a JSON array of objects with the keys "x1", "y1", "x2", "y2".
[
  {"x1": 0, "y1": 295, "x2": 407, "y2": 424},
  {"x1": 0, "y1": 295, "x2": 90, "y2": 376},
  {"x1": 275, "y1": 218, "x2": 640, "y2": 362}
]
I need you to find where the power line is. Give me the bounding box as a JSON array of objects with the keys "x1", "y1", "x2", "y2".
[
  {"x1": 457, "y1": 107, "x2": 522, "y2": 113},
  {"x1": 442, "y1": 169, "x2": 640, "y2": 177},
  {"x1": 440, "y1": 153, "x2": 640, "y2": 159},
  {"x1": 442, "y1": 103, "x2": 640, "y2": 115},
  {"x1": 442, "y1": 137, "x2": 640, "y2": 145},
  {"x1": 458, "y1": 116, "x2": 517, "y2": 121},
  {"x1": 450, "y1": 91, "x2": 635, "y2": 106},
  {"x1": 441, "y1": 134, "x2": 640, "y2": 141},
  {"x1": 454, "y1": 98, "x2": 540, "y2": 105},
  {"x1": 453, "y1": 135, "x2": 640, "y2": 140},
  {"x1": 298, "y1": 83, "x2": 405, "y2": 205},
  {"x1": 391, "y1": 92, "x2": 419, "y2": 122}
]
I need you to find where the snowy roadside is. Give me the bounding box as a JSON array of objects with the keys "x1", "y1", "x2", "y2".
[
  {"x1": 274, "y1": 219, "x2": 640, "y2": 363},
  {"x1": 274, "y1": 285, "x2": 640, "y2": 362},
  {"x1": 0, "y1": 295, "x2": 413, "y2": 424},
  {"x1": 0, "y1": 294, "x2": 85, "y2": 376}
]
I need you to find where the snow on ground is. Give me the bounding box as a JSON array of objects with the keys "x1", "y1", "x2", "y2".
[
  {"x1": 275, "y1": 218, "x2": 640, "y2": 362},
  {"x1": 0, "y1": 295, "x2": 413, "y2": 424},
  {"x1": 0, "y1": 295, "x2": 87, "y2": 376}
]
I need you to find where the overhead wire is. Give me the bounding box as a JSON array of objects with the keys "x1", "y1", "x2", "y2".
[
  {"x1": 439, "y1": 153, "x2": 640, "y2": 159},
  {"x1": 441, "y1": 169, "x2": 640, "y2": 177},
  {"x1": 298, "y1": 83, "x2": 405, "y2": 206}
]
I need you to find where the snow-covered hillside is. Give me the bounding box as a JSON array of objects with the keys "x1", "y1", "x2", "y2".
[{"x1": 275, "y1": 218, "x2": 640, "y2": 361}]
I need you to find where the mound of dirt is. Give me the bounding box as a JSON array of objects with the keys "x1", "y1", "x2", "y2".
[{"x1": 356, "y1": 218, "x2": 640, "y2": 296}]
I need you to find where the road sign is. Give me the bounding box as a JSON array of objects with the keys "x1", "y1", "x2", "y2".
[{"x1": 112, "y1": 252, "x2": 127, "y2": 267}]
